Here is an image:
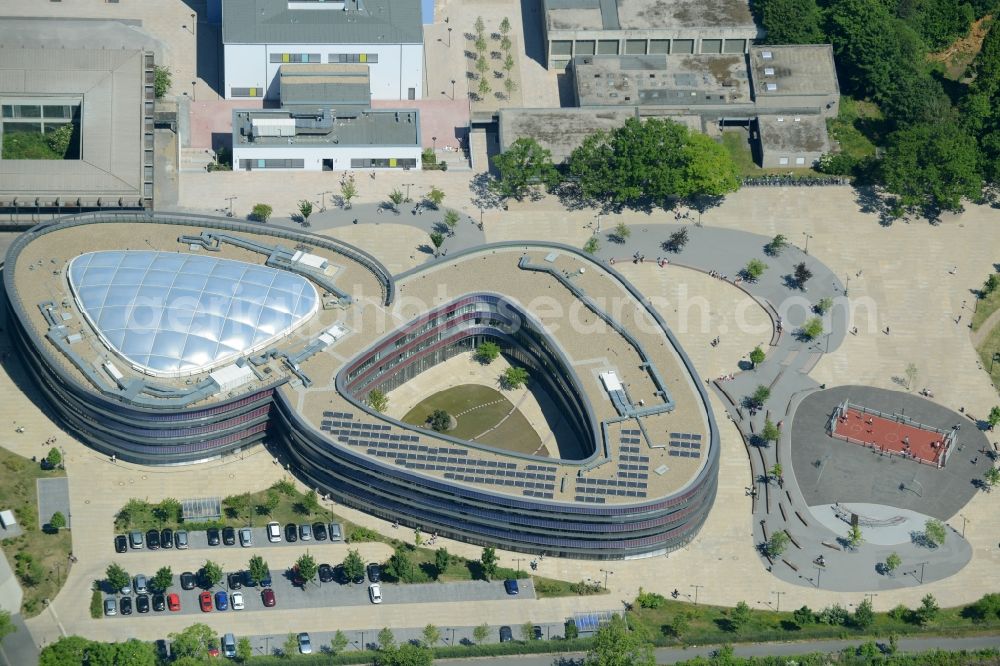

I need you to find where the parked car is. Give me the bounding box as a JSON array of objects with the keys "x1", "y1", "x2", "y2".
[
  {"x1": 114, "y1": 535, "x2": 128, "y2": 553},
  {"x1": 367, "y1": 563, "x2": 381, "y2": 583},
  {"x1": 134, "y1": 574, "x2": 148, "y2": 595},
  {"x1": 222, "y1": 527, "x2": 236, "y2": 546},
  {"x1": 298, "y1": 633, "x2": 312, "y2": 654},
  {"x1": 333, "y1": 565, "x2": 349, "y2": 585},
  {"x1": 103, "y1": 598, "x2": 117, "y2": 616},
  {"x1": 214, "y1": 590, "x2": 228, "y2": 611},
  {"x1": 284, "y1": 523, "x2": 298, "y2": 543},
  {"x1": 504, "y1": 579, "x2": 519, "y2": 596},
  {"x1": 533, "y1": 626, "x2": 543, "y2": 640},
  {"x1": 312, "y1": 522, "x2": 328, "y2": 541},
  {"x1": 167, "y1": 593, "x2": 181, "y2": 612},
  {"x1": 368, "y1": 583, "x2": 382, "y2": 604},
  {"x1": 231, "y1": 591, "x2": 245, "y2": 610},
  {"x1": 180, "y1": 571, "x2": 196, "y2": 590},
  {"x1": 318, "y1": 564, "x2": 334, "y2": 583},
  {"x1": 199, "y1": 591, "x2": 213, "y2": 612},
  {"x1": 128, "y1": 530, "x2": 143, "y2": 549},
  {"x1": 174, "y1": 530, "x2": 189, "y2": 549},
  {"x1": 243, "y1": 569, "x2": 271, "y2": 587},
  {"x1": 267, "y1": 521, "x2": 281, "y2": 543},
  {"x1": 206, "y1": 527, "x2": 220, "y2": 546},
  {"x1": 298, "y1": 523, "x2": 312, "y2": 541},
  {"x1": 329, "y1": 523, "x2": 343, "y2": 541},
  {"x1": 227, "y1": 572, "x2": 243, "y2": 590},
  {"x1": 238, "y1": 527, "x2": 253, "y2": 547},
  {"x1": 145, "y1": 529, "x2": 160, "y2": 550},
  {"x1": 352, "y1": 570, "x2": 365, "y2": 585},
  {"x1": 119, "y1": 578, "x2": 132, "y2": 596},
  {"x1": 261, "y1": 588, "x2": 276, "y2": 607},
  {"x1": 222, "y1": 633, "x2": 237, "y2": 659},
  {"x1": 119, "y1": 597, "x2": 133, "y2": 615},
  {"x1": 152, "y1": 593, "x2": 165, "y2": 612},
  {"x1": 499, "y1": 626, "x2": 512, "y2": 642},
  {"x1": 136, "y1": 594, "x2": 150, "y2": 614},
  {"x1": 160, "y1": 528, "x2": 173, "y2": 549}
]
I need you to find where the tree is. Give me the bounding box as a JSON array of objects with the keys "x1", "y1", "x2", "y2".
[
  {"x1": 422, "y1": 624, "x2": 441, "y2": 647},
  {"x1": 443, "y1": 209, "x2": 459, "y2": 235},
  {"x1": 151, "y1": 566, "x2": 173, "y2": 593},
  {"x1": 880, "y1": 121, "x2": 982, "y2": 213},
  {"x1": 760, "y1": 418, "x2": 780, "y2": 444},
  {"x1": 429, "y1": 231, "x2": 445, "y2": 257},
  {"x1": 385, "y1": 547, "x2": 417, "y2": 582},
  {"x1": 613, "y1": 222, "x2": 631, "y2": 242},
  {"x1": 202, "y1": 560, "x2": 223, "y2": 588},
  {"x1": 745, "y1": 258, "x2": 768, "y2": 281},
  {"x1": 681, "y1": 132, "x2": 742, "y2": 197},
  {"x1": 503, "y1": 77, "x2": 518, "y2": 97},
  {"x1": 501, "y1": 35, "x2": 513, "y2": 53},
  {"x1": 40, "y1": 637, "x2": 93, "y2": 666},
  {"x1": 802, "y1": 317, "x2": 824, "y2": 340},
  {"x1": 340, "y1": 178, "x2": 357, "y2": 209},
  {"x1": 248, "y1": 555, "x2": 269, "y2": 587},
  {"x1": 918, "y1": 594, "x2": 940, "y2": 624},
  {"x1": 154, "y1": 66, "x2": 172, "y2": 98},
  {"x1": 388, "y1": 188, "x2": 405, "y2": 208},
  {"x1": 46, "y1": 447, "x2": 62, "y2": 467},
  {"x1": 343, "y1": 549, "x2": 365, "y2": 582},
  {"x1": 224, "y1": 492, "x2": 253, "y2": 523},
  {"x1": 520, "y1": 621, "x2": 536, "y2": 641},
  {"x1": 106, "y1": 563, "x2": 130, "y2": 593},
  {"x1": 583, "y1": 236, "x2": 600, "y2": 255},
  {"x1": 474, "y1": 16, "x2": 486, "y2": 38},
  {"x1": 49, "y1": 511, "x2": 66, "y2": 530},
  {"x1": 155, "y1": 497, "x2": 182, "y2": 523},
  {"x1": 434, "y1": 547, "x2": 450, "y2": 578},
  {"x1": 428, "y1": 409, "x2": 451, "y2": 432},
  {"x1": 169, "y1": 623, "x2": 217, "y2": 660},
  {"x1": 0, "y1": 610, "x2": 12, "y2": 645},
  {"x1": 499, "y1": 17, "x2": 511, "y2": 35},
  {"x1": 368, "y1": 389, "x2": 389, "y2": 413},
  {"x1": 426, "y1": 186, "x2": 445, "y2": 208},
  {"x1": 847, "y1": 523, "x2": 864, "y2": 548},
  {"x1": 794, "y1": 262, "x2": 812, "y2": 288},
  {"x1": 475, "y1": 341, "x2": 501, "y2": 364},
  {"x1": 295, "y1": 552, "x2": 318, "y2": 586},
  {"x1": 985, "y1": 466, "x2": 1000, "y2": 489},
  {"x1": 754, "y1": 0, "x2": 824, "y2": 44},
  {"x1": 885, "y1": 552, "x2": 902, "y2": 575},
  {"x1": 769, "y1": 462, "x2": 783, "y2": 483},
  {"x1": 378, "y1": 627, "x2": 396, "y2": 650},
  {"x1": 474, "y1": 34, "x2": 488, "y2": 55},
  {"x1": 501, "y1": 366, "x2": 529, "y2": 389},
  {"x1": 330, "y1": 630, "x2": 349, "y2": 655},
  {"x1": 749, "y1": 346, "x2": 766, "y2": 367},
  {"x1": 925, "y1": 518, "x2": 947, "y2": 546},
  {"x1": 854, "y1": 598, "x2": 875, "y2": 629},
  {"x1": 990, "y1": 406, "x2": 1000, "y2": 429},
  {"x1": 764, "y1": 530, "x2": 789, "y2": 558},
  {"x1": 765, "y1": 233, "x2": 787, "y2": 256},
  {"x1": 793, "y1": 605, "x2": 815, "y2": 626},
  {"x1": 262, "y1": 489, "x2": 280, "y2": 516},
  {"x1": 250, "y1": 203, "x2": 272, "y2": 222},
  {"x1": 297, "y1": 200, "x2": 313, "y2": 221},
  {"x1": 751, "y1": 385, "x2": 771, "y2": 408},
  {"x1": 302, "y1": 489, "x2": 320, "y2": 515},
  {"x1": 663, "y1": 228, "x2": 689, "y2": 253},
  {"x1": 815, "y1": 297, "x2": 833, "y2": 315},
  {"x1": 480, "y1": 546, "x2": 499, "y2": 580},
  {"x1": 490, "y1": 137, "x2": 559, "y2": 201},
  {"x1": 503, "y1": 53, "x2": 515, "y2": 72},
  {"x1": 236, "y1": 637, "x2": 253, "y2": 662},
  {"x1": 473, "y1": 623, "x2": 489, "y2": 644},
  {"x1": 730, "y1": 601, "x2": 752, "y2": 632},
  {"x1": 283, "y1": 633, "x2": 299, "y2": 657},
  {"x1": 475, "y1": 53, "x2": 489, "y2": 74}
]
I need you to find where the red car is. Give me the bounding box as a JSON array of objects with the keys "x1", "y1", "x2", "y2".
[
  {"x1": 261, "y1": 588, "x2": 275, "y2": 607},
  {"x1": 199, "y1": 590, "x2": 213, "y2": 612},
  {"x1": 167, "y1": 593, "x2": 181, "y2": 612}
]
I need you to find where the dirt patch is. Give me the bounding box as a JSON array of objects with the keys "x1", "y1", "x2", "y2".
[{"x1": 928, "y1": 15, "x2": 993, "y2": 80}]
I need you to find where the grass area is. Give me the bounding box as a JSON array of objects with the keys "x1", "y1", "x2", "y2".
[
  {"x1": 827, "y1": 96, "x2": 883, "y2": 161},
  {"x1": 0, "y1": 446, "x2": 72, "y2": 616},
  {"x1": 0, "y1": 124, "x2": 77, "y2": 160},
  {"x1": 720, "y1": 131, "x2": 823, "y2": 178},
  {"x1": 977, "y1": 324, "x2": 1000, "y2": 391},
  {"x1": 401, "y1": 384, "x2": 542, "y2": 455},
  {"x1": 972, "y1": 281, "x2": 1000, "y2": 331}
]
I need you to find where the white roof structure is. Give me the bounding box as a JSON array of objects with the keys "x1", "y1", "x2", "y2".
[
  {"x1": 68, "y1": 251, "x2": 319, "y2": 377},
  {"x1": 0, "y1": 510, "x2": 16, "y2": 528},
  {"x1": 210, "y1": 364, "x2": 255, "y2": 393},
  {"x1": 600, "y1": 371, "x2": 623, "y2": 392}
]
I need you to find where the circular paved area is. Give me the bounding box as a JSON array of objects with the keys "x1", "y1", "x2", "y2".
[{"x1": 791, "y1": 385, "x2": 991, "y2": 520}]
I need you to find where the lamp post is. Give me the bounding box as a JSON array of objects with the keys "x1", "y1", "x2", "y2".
[
  {"x1": 320, "y1": 191, "x2": 330, "y2": 212},
  {"x1": 690, "y1": 584, "x2": 703, "y2": 604},
  {"x1": 447, "y1": 27, "x2": 453, "y2": 47},
  {"x1": 432, "y1": 136, "x2": 437, "y2": 152},
  {"x1": 451, "y1": 79, "x2": 456, "y2": 100},
  {"x1": 191, "y1": 80, "x2": 197, "y2": 102},
  {"x1": 772, "y1": 590, "x2": 785, "y2": 611},
  {"x1": 479, "y1": 208, "x2": 483, "y2": 230},
  {"x1": 403, "y1": 182, "x2": 414, "y2": 202},
  {"x1": 599, "y1": 568, "x2": 614, "y2": 590},
  {"x1": 513, "y1": 557, "x2": 524, "y2": 575},
  {"x1": 866, "y1": 592, "x2": 879, "y2": 605},
  {"x1": 190, "y1": 13, "x2": 196, "y2": 36},
  {"x1": 960, "y1": 514, "x2": 969, "y2": 538},
  {"x1": 802, "y1": 232, "x2": 813, "y2": 255},
  {"x1": 225, "y1": 195, "x2": 237, "y2": 217},
  {"x1": 449, "y1": 628, "x2": 455, "y2": 645},
  {"x1": 264, "y1": 636, "x2": 270, "y2": 656},
  {"x1": 845, "y1": 274, "x2": 850, "y2": 297}
]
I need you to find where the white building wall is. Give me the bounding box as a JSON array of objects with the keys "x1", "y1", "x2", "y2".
[
  {"x1": 224, "y1": 43, "x2": 424, "y2": 101},
  {"x1": 232, "y1": 144, "x2": 423, "y2": 171}
]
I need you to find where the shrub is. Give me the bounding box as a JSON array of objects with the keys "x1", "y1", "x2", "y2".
[
  {"x1": 49, "y1": 511, "x2": 66, "y2": 530},
  {"x1": 154, "y1": 66, "x2": 171, "y2": 98},
  {"x1": 636, "y1": 587, "x2": 667, "y2": 608},
  {"x1": 889, "y1": 603, "x2": 910, "y2": 621},
  {"x1": 250, "y1": 203, "x2": 272, "y2": 222},
  {"x1": 815, "y1": 297, "x2": 833, "y2": 314},
  {"x1": 428, "y1": 409, "x2": 451, "y2": 432},
  {"x1": 564, "y1": 619, "x2": 578, "y2": 640},
  {"x1": 793, "y1": 605, "x2": 815, "y2": 626},
  {"x1": 819, "y1": 604, "x2": 849, "y2": 625},
  {"x1": 90, "y1": 588, "x2": 103, "y2": 619},
  {"x1": 348, "y1": 526, "x2": 381, "y2": 542}
]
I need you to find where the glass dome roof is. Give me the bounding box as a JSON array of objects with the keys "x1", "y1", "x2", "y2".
[{"x1": 68, "y1": 251, "x2": 319, "y2": 377}]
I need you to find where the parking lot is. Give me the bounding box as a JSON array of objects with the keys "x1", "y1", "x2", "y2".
[
  {"x1": 116, "y1": 523, "x2": 344, "y2": 554},
  {"x1": 103, "y1": 570, "x2": 535, "y2": 618}
]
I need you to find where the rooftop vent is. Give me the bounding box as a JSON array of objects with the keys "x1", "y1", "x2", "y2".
[
  {"x1": 761, "y1": 50, "x2": 773, "y2": 60},
  {"x1": 765, "y1": 82, "x2": 778, "y2": 92},
  {"x1": 764, "y1": 67, "x2": 774, "y2": 76}
]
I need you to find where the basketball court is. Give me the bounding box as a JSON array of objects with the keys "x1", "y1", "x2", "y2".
[{"x1": 831, "y1": 402, "x2": 953, "y2": 467}]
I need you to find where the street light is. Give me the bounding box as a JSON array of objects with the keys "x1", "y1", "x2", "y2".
[
  {"x1": 449, "y1": 628, "x2": 455, "y2": 645},
  {"x1": 191, "y1": 80, "x2": 197, "y2": 102},
  {"x1": 225, "y1": 195, "x2": 237, "y2": 217},
  {"x1": 319, "y1": 191, "x2": 330, "y2": 212},
  {"x1": 403, "y1": 182, "x2": 414, "y2": 202},
  {"x1": 772, "y1": 590, "x2": 785, "y2": 611},
  {"x1": 451, "y1": 79, "x2": 456, "y2": 100},
  {"x1": 960, "y1": 514, "x2": 969, "y2": 538},
  {"x1": 802, "y1": 232, "x2": 813, "y2": 255},
  {"x1": 690, "y1": 584, "x2": 703, "y2": 604},
  {"x1": 599, "y1": 568, "x2": 614, "y2": 590},
  {"x1": 432, "y1": 135, "x2": 437, "y2": 152},
  {"x1": 447, "y1": 27, "x2": 453, "y2": 47},
  {"x1": 513, "y1": 557, "x2": 524, "y2": 575}
]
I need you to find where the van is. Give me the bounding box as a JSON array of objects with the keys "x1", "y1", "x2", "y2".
[{"x1": 222, "y1": 633, "x2": 236, "y2": 658}]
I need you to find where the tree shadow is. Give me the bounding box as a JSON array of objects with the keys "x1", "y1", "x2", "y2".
[
  {"x1": 417, "y1": 244, "x2": 435, "y2": 256},
  {"x1": 779, "y1": 620, "x2": 801, "y2": 631},
  {"x1": 853, "y1": 185, "x2": 898, "y2": 227},
  {"x1": 909, "y1": 531, "x2": 938, "y2": 548},
  {"x1": 469, "y1": 172, "x2": 504, "y2": 210},
  {"x1": 713, "y1": 617, "x2": 737, "y2": 633}
]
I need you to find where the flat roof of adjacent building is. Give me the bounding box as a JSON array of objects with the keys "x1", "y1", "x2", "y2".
[
  {"x1": 545, "y1": 0, "x2": 756, "y2": 32},
  {"x1": 757, "y1": 114, "x2": 830, "y2": 153},
  {"x1": 749, "y1": 45, "x2": 839, "y2": 98},
  {"x1": 222, "y1": 0, "x2": 423, "y2": 45},
  {"x1": 279, "y1": 64, "x2": 372, "y2": 108},
  {"x1": 572, "y1": 54, "x2": 752, "y2": 106},
  {"x1": 233, "y1": 108, "x2": 419, "y2": 148},
  {"x1": 498, "y1": 107, "x2": 638, "y2": 163}
]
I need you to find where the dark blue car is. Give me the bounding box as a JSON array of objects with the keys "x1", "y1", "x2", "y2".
[
  {"x1": 504, "y1": 579, "x2": 519, "y2": 595},
  {"x1": 215, "y1": 590, "x2": 228, "y2": 611}
]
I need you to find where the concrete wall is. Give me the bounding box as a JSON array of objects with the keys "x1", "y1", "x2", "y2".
[
  {"x1": 545, "y1": 28, "x2": 759, "y2": 68},
  {"x1": 233, "y1": 144, "x2": 423, "y2": 171},
  {"x1": 223, "y1": 43, "x2": 424, "y2": 100},
  {"x1": 759, "y1": 148, "x2": 824, "y2": 169}
]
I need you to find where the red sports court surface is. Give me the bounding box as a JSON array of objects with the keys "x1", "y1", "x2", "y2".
[{"x1": 833, "y1": 407, "x2": 946, "y2": 465}]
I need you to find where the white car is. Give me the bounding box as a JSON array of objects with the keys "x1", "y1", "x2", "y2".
[
  {"x1": 230, "y1": 591, "x2": 245, "y2": 610},
  {"x1": 267, "y1": 521, "x2": 281, "y2": 543},
  {"x1": 368, "y1": 583, "x2": 382, "y2": 604}
]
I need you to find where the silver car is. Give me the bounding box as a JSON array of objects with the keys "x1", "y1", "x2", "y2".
[
  {"x1": 238, "y1": 527, "x2": 253, "y2": 547},
  {"x1": 174, "y1": 530, "x2": 189, "y2": 549},
  {"x1": 298, "y1": 523, "x2": 312, "y2": 541},
  {"x1": 134, "y1": 574, "x2": 148, "y2": 595}
]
